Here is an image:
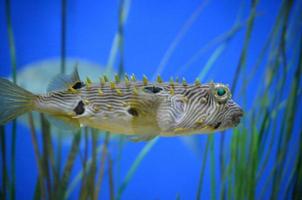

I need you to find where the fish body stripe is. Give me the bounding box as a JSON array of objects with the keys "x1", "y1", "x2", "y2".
[{"x1": 33, "y1": 81, "x2": 242, "y2": 135}]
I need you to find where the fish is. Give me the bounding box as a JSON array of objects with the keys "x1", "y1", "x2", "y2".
[{"x1": 0, "y1": 68, "x2": 243, "y2": 141}]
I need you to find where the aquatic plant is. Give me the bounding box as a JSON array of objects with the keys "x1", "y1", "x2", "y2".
[
  {"x1": 1, "y1": 0, "x2": 301, "y2": 200},
  {"x1": 2, "y1": 0, "x2": 17, "y2": 199}
]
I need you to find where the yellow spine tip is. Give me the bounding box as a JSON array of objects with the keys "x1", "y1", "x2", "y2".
[
  {"x1": 195, "y1": 119, "x2": 204, "y2": 125},
  {"x1": 182, "y1": 78, "x2": 187, "y2": 86},
  {"x1": 68, "y1": 87, "x2": 78, "y2": 94},
  {"x1": 114, "y1": 74, "x2": 120, "y2": 83},
  {"x1": 99, "y1": 77, "x2": 105, "y2": 86},
  {"x1": 115, "y1": 88, "x2": 123, "y2": 95},
  {"x1": 133, "y1": 86, "x2": 138, "y2": 95},
  {"x1": 195, "y1": 78, "x2": 201, "y2": 86},
  {"x1": 83, "y1": 98, "x2": 90, "y2": 105},
  {"x1": 93, "y1": 105, "x2": 101, "y2": 112},
  {"x1": 124, "y1": 74, "x2": 129, "y2": 81},
  {"x1": 98, "y1": 89, "x2": 104, "y2": 95},
  {"x1": 157, "y1": 75, "x2": 163, "y2": 83},
  {"x1": 169, "y1": 77, "x2": 174, "y2": 86},
  {"x1": 143, "y1": 75, "x2": 148, "y2": 86},
  {"x1": 170, "y1": 88, "x2": 175, "y2": 95},
  {"x1": 125, "y1": 79, "x2": 130, "y2": 87},
  {"x1": 85, "y1": 77, "x2": 92, "y2": 89},
  {"x1": 122, "y1": 102, "x2": 129, "y2": 107},
  {"x1": 110, "y1": 81, "x2": 116, "y2": 89},
  {"x1": 131, "y1": 74, "x2": 136, "y2": 81},
  {"x1": 86, "y1": 77, "x2": 92, "y2": 84},
  {"x1": 107, "y1": 104, "x2": 112, "y2": 110},
  {"x1": 103, "y1": 75, "x2": 109, "y2": 82}
]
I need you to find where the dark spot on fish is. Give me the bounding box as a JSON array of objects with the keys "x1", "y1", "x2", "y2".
[
  {"x1": 214, "y1": 122, "x2": 222, "y2": 129},
  {"x1": 74, "y1": 101, "x2": 85, "y2": 115},
  {"x1": 128, "y1": 107, "x2": 139, "y2": 117},
  {"x1": 143, "y1": 86, "x2": 163, "y2": 94},
  {"x1": 72, "y1": 81, "x2": 85, "y2": 90}
]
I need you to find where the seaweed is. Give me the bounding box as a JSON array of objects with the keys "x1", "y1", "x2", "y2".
[
  {"x1": 153, "y1": 0, "x2": 209, "y2": 78},
  {"x1": 61, "y1": 0, "x2": 67, "y2": 74},
  {"x1": 196, "y1": 137, "x2": 210, "y2": 200},
  {"x1": 0, "y1": 126, "x2": 8, "y2": 200},
  {"x1": 4, "y1": 0, "x2": 17, "y2": 199},
  {"x1": 1, "y1": 0, "x2": 302, "y2": 199},
  {"x1": 94, "y1": 133, "x2": 110, "y2": 199}
]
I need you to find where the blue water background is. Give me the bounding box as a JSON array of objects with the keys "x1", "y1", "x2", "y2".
[{"x1": 0, "y1": 0, "x2": 299, "y2": 199}]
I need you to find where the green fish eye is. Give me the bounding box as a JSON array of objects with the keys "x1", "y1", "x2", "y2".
[{"x1": 216, "y1": 88, "x2": 226, "y2": 96}]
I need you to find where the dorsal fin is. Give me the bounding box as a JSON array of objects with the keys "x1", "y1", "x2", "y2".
[{"x1": 47, "y1": 67, "x2": 81, "y2": 92}]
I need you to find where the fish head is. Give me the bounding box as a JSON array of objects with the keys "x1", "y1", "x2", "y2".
[
  {"x1": 175, "y1": 82, "x2": 244, "y2": 134},
  {"x1": 200, "y1": 82, "x2": 243, "y2": 132}
]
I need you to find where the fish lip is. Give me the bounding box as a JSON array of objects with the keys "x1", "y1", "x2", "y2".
[
  {"x1": 232, "y1": 110, "x2": 244, "y2": 126},
  {"x1": 213, "y1": 122, "x2": 222, "y2": 129}
]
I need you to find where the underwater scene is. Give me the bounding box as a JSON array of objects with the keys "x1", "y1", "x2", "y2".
[{"x1": 0, "y1": 0, "x2": 302, "y2": 199}]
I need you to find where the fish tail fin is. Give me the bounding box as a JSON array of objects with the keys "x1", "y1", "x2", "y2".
[{"x1": 0, "y1": 78, "x2": 37, "y2": 125}]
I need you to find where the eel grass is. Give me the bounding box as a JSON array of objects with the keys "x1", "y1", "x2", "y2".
[{"x1": 1, "y1": 0, "x2": 302, "y2": 199}]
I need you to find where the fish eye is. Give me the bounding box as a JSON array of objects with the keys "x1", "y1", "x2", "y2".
[
  {"x1": 210, "y1": 83, "x2": 231, "y2": 103},
  {"x1": 216, "y1": 88, "x2": 226, "y2": 97}
]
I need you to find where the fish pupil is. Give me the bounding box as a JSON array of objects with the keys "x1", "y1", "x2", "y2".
[
  {"x1": 74, "y1": 101, "x2": 85, "y2": 115},
  {"x1": 72, "y1": 81, "x2": 85, "y2": 89},
  {"x1": 217, "y1": 88, "x2": 226, "y2": 96}
]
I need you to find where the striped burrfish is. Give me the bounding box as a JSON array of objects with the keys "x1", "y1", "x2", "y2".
[{"x1": 0, "y1": 68, "x2": 243, "y2": 141}]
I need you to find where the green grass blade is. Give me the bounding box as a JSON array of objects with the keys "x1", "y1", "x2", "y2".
[
  {"x1": 78, "y1": 128, "x2": 89, "y2": 200},
  {"x1": 176, "y1": 20, "x2": 244, "y2": 77},
  {"x1": 61, "y1": 0, "x2": 67, "y2": 74},
  {"x1": 108, "y1": 154, "x2": 115, "y2": 200},
  {"x1": 33, "y1": 177, "x2": 42, "y2": 200},
  {"x1": 94, "y1": 133, "x2": 110, "y2": 200},
  {"x1": 231, "y1": 0, "x2": 259, "y2": 92},
  {"x1": 88, "y1": 129, "x2": 98, "y2": 199},
  {"x1": 196, "y1": 137, "x2": 210, "y2": 200},
  {"x1": 28, "y1": 113, "x2": 46, "y2": 199},
  {"x1": 209, "y1": 136, "x2": 216, "y2": 200},
  {"x1": 106, "y1": 0, "x2": 131, "y2": 72},
  {"x1": 65, "y1": 142, "x2": 104, "y2": 199},
  {"x1": 59, "y1": 131, "x2": 81, "y2": 199},
  {"x1": 198, "y1": 44, "x2": 226, "y2": 81},
  {"x1": 5, "y1": 0, "x2": 18, "y2": 199},
  {"x1": 40, "y1": 114, "x2": 54, "y2": 198},
  {"x1": 0, "y1": 126, "x2": 8, "y2": 200},
  {"x1": 292, "y1": 130, "x2": 302, "y2": 198},
  {"x1": 153, "y1": 0, "x2": 208, "y2": 79}
]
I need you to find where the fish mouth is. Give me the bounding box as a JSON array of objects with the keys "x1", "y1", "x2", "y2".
[
  {"x1": 231, "y1": 109, "x2": 244, "y2": 126},
  {"x1": 221, "y1": 108, "x2": 244, "y2": 129},
  {"x1": 213, "y1": 122, "x2": 222, "y2": 129}
]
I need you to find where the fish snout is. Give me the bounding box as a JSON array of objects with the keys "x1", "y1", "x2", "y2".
[{"x1": 231, "y1": 108, "x2": 244, "y2": 126}]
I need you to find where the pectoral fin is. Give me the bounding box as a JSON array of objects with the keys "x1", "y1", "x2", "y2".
[{"x1": 45, "y1": 114, "x2": 81, "y2": 132}]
